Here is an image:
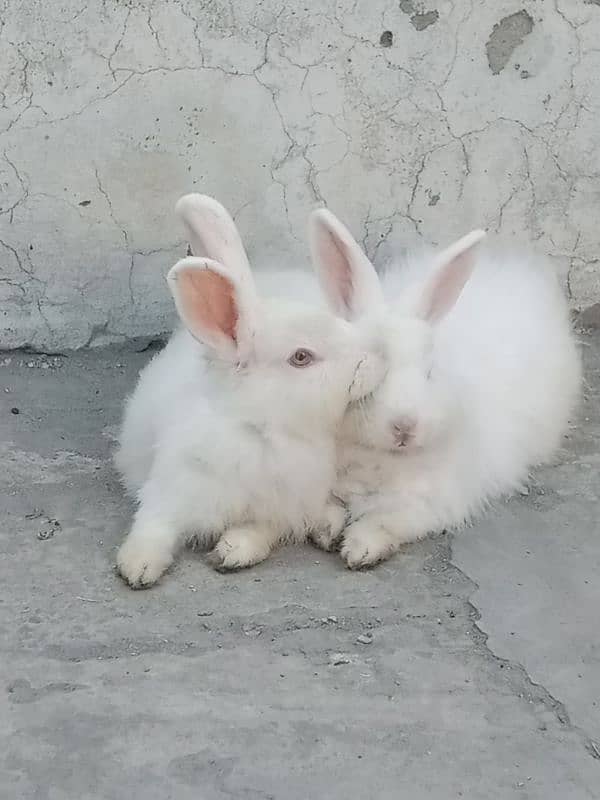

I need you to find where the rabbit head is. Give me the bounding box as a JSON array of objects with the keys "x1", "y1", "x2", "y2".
[
  {"x1": 169, "y1": 195, "x2": 386, "y2": 433},
  {"x1": 309, "y1": 208, "x2": 485, "y2": 452}
]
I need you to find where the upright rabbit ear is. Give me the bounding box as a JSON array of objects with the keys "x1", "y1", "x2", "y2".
[
  {"x1": 418, "y1": 230, "x2": 486, "y2": 324},
  {"x1": 175, "y1": 194, "x2": 253, "y2": 283},
  {"x1": 308, "y1": 208, "x2": 384, "y2": 320},
  {"x1": 167, "y1": 257, "x2": 256, "y2": 361}
]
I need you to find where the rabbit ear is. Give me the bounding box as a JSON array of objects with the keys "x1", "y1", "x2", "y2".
[
  {"x1": 418, "y1": 230, "x2": 486, "y2": 324},
  {"x1": 308, "y1": 208, "x2": 384, "y2": 320},
  {"x1": 175, "y1": 194, "x2": 253, "y2": 282},
  {"x1": 167, "y1": 256, "x2": 256, "y2": 361}
]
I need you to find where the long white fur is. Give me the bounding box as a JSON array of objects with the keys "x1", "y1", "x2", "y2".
[
  {"x1": 308, "y1": 211, "x2": 582, "y2": 569},
  {"x1": 114, "y1": 195, "x2": 383, "y2": 587}
]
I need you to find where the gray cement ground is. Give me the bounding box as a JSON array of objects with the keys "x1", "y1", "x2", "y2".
[{"x1": 1, "y1": 334, "x2": 599, "y2": 800}]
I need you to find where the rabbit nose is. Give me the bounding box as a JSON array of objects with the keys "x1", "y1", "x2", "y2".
[{"x1": 391, "y1": 416, "x2": 416, "y2": 447}]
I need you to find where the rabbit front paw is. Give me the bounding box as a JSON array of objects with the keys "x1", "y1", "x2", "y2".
[
  {"x1": 206, "y1": 526, "x2": 278, "y2": 572},
  {"x1": 116, "y1": 534, "x2": 174, "y2": 589},
  {"x1": 340, "y1": 519, "x2": 396, "y2": 570},
  {"x1": 308, "y1": 502, "x2": 347, "y2": 552}
]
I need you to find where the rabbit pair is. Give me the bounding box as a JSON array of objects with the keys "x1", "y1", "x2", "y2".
[
  {"x1": 115, "y1": 195, "x2": 385, "y2": 588},
  {"x1": 307, "y1": 210, "x2": 582, "y2": 568},
  {"x1": 115, "y1": 193, "x2": 581, "y2": 585}
]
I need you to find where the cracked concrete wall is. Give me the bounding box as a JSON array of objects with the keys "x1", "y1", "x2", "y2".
[{"x1": 1, "y1": 0, "x2": 599, "y2": 350}]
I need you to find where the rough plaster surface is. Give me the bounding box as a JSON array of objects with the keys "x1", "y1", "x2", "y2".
[
  {"x1": 1, "y1": 334, "x2": 599, "y2": 797},
  {"x1": 1, "y1": 0, "x2": 600, "y2": 350}
]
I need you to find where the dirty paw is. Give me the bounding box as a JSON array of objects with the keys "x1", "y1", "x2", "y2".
[
  {"x1": 116, "y1": 537, "x2": 173, "y2": 589},
  {"x1": 340, "y1": 522, "x2": 396, "y2": 570},
  {"x1": 309, "y1": 502, "x2": 347, "y2": 552},
  {"x1": 206, "y1": 527, "x2": 275, "y2": 572}
]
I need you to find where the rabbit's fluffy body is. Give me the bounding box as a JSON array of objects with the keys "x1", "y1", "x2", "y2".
[
  {"x1": 115, "y1": 198, "x2": 382, "y2": 586},
  {"x1": 308, "y1": 213, "x2": 581, "y2": 568},
  {"x1": 116, "y1": 306, "x2": 368, "y2": 539},
  {"x1": 115, "y1": 193, "x2": 581, "y2": 583}
]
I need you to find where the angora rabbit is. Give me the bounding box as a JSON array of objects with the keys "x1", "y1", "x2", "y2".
[
  {"x1": 307, "y1": 209, "x2": 581, "y2": 568},
  {"x1": 114, "y1": 195, "x2": 384, "y2": 586}
]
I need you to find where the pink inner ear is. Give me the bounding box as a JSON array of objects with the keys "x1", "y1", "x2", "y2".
[
  {"x1": 425, "y1": 250, "x2": 475, "y2": 323},
  {"x1": 321, "y1": 229, "x2": 354, "y2": 313},
  {"x1": 179, "y1": 269, "x2": 238, "y2": 343}
]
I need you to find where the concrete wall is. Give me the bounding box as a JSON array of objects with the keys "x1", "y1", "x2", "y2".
[{"x1": 1, "y1": 0, "x2": 599, "y2": 351}]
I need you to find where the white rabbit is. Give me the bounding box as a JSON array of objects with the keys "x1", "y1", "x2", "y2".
[
  {"x1": 114, "y1": 195, "x2": 384, "y2": 587},
  {"x1": 307, "y1": 209, "x2": 582, "y2": 569}
]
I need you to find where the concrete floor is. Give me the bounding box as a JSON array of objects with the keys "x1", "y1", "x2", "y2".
[{"x1": 1, "y1": 333, "x2": 599, "y2": 800}]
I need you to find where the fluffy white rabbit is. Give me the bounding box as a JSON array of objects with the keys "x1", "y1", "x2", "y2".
[
  {"x1": 307, "y1": 210, "x2": 582, "y2": 568},
  {"x1": 114, "y1": 195, "x2": 384, "y2": 587}
]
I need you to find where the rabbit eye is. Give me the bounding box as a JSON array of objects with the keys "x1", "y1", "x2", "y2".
[{"x1": 288, "y1": 348, "x2": 315, "y2": 368}]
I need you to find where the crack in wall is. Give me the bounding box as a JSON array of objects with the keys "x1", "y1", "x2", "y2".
[
  {"x1": 0, "y1": 151, "x2": 29, "y2": 222},
  {"x1": 94, "y1": 166, "x2": 129, "y2": 247}
]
